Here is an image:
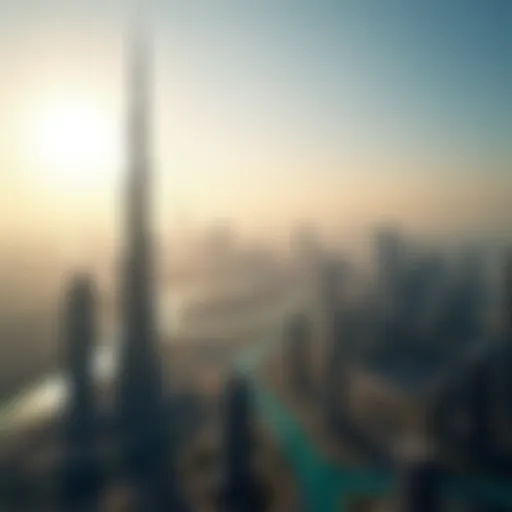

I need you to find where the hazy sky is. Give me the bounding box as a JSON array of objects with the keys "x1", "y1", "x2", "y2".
[{"x1": 0, "y1": 0, "x2": 510, "y2": 241}]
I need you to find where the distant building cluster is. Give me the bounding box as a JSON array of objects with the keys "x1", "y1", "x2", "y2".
[{"x1": 280, "y1": 226, "x2": 512, "y2": 510}]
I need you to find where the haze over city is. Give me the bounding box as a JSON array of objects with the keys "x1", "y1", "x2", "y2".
[{"x1": 0, "y1": 1, "x2": 511, "y2": 511}]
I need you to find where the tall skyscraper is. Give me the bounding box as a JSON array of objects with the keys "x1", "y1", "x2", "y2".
[
  {"x1": 117, "y1": 21, "x2": 161, "y2": 452},
  {"x1": 115, "y1": 26, "x2": 180, "y2": 509},
  {"x1": 500, "y1": 254, "x2": 512, "y2": 425},
  {"x1": 505, "y1": 253, "x2": 512, "y2": 335},
  {"x1": 220, "y1": 374, "x2": 266, "y2": 512},
  {"x1": 398, "y1": 457, "x2": 440, "y2": 512},
  {"x1": 374, "y1": 227, "x2": 405, "y2": 317},
  {"x1": 312, "y1": 257, "x2": 345, "y2": 402},
  {"x1": 284, "y1": 313, "x2": 312, "y2": 398},
  {"x1": 61, "y1": 274, "x2": 100, "y2": 510},
  {"x1": 468, "y1": 359, "x2": 492, "y2": 462},
  {"x1": 64, "y1": 274, "x2": 96, "y2": 445}
]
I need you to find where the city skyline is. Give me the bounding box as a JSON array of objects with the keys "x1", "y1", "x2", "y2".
[{"x1": 0, "y1": 5, "x2": 510, "y2": 510}]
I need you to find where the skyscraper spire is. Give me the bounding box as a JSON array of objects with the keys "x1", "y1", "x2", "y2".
[
  {"x1": 117, "y1": 19, "x2": 166, "y2": 474},
  {"x1": 114, "y1": 21, "x2": 188, "y2": 511}
]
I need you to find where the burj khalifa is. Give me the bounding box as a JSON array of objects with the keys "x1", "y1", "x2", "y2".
[{"x1": 115, "y1": 25, "x2": 183, "y2": 510}]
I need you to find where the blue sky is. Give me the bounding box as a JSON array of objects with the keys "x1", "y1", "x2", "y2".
[
  {"x1": 154, "y1": 0, "x2": 511, "y2": 171},
  {"x1": 0, "y1": 0, "x2": 510, "y2": 235}
]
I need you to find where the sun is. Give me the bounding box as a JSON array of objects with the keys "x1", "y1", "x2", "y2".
[{"x1": 29, "y1": 94, "x2": 119, "y2": 191}]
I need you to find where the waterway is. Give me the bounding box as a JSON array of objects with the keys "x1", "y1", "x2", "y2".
[{"x1": 235, "y1": 336, "x2": 512, "y2": 511}]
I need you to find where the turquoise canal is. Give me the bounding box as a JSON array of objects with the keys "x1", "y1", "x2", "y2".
[{"x1": 235, "y1": 339, "x2": 512, "y2": 511}]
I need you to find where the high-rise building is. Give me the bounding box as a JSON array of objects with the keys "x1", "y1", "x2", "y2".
[
  {"x1": 219, "y1": 374, "x2": 266, "y2": 512},
  {"x1": 504, "y1": 253, "x2": 512, "y2": 335},
  {"x1": 499, "y1": 253, "x2": 512, "y2": 425},
  {"x1": 61, "y1": 274, "x2": 100, "y2": 510},
  {"x1": 63, "y1": 274, "x2": 96, "y2": 445},
  {"x1": 468, "y1": 359, "x2": 492, "y2": 462},
  {"x1": 115, "y1": 26, "x2": 181, "y2": 509},
  {"x1": 374, "y1": 227, "x2": 406, "y2": 317},
  {"x1": 397, "y1": 457, "x2": 440, "y2": 512},
  {"x1": 284, "y1": 313, "x2": 312, "y2": 398},
  {"x1": 311, "y1": 257, "x2": 345, "y2": 401}
]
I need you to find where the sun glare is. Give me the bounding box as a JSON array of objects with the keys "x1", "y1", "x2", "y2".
[{"x1": 29, "y1": 95, "x2": 119, "y2": 191}]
